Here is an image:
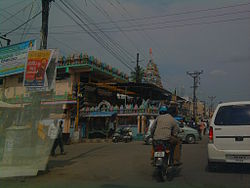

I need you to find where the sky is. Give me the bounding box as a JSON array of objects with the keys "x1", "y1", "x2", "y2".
[{"x1": 1, "y1": 0, "x2": 250, "y2": 105}]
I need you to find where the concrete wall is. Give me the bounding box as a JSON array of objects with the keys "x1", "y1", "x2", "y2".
[
  {"x1": 0, "y1": 74, "x2": 72, "y2": 98},
  {"x1": 55, "y1": 79, "x2": 71, "y2": 96}
]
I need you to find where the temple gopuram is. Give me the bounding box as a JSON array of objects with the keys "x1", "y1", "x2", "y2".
[{"x1": 143, "y1": 48, "x2": 163, "y2": 88}]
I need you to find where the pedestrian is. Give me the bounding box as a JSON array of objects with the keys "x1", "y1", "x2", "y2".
[
  {"x1": 51, "y1": 120, "x2": 65, "y2": 156},
  {"x1": 203, "y1": 120, "x2": 207, "y2": 135},
  {"x1": 199, "y1": 121, "x2": 205, "y2": 138}
]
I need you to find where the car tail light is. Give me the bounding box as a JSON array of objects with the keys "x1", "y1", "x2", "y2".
[
  {"x1": 209, "y1": 126, "x2": 213, "y2": 143},
  {"x1": 155, "y1": 144, "x2": 164, "y2": 152}
]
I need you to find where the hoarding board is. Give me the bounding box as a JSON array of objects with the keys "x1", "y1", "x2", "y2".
[
  {"x1": 24, "y1": 49, "x2": 59, "y2": 91},
  {"x1": 0, "y1": 40, "x2": 36, "y2": 77}
]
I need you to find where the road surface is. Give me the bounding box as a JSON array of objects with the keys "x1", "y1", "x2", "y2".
[{"x1": 1, "y1": 136, "x2": 250, "y2": 188}]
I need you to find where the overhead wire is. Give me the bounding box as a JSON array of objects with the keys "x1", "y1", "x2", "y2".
[
  {"x1": 0, "y1": 1, "x2": 35, "y2": 25},
  {"x1": 90, "y1": 0, "x2": 141, "y2": 61},
  {"x1": 6, "y1": 7, "x2": 250, "y2": 35},
  {"x1": 66, "y1": 0, "x2": 134, "y2": 67},
  {"x1": 68, "y1": 1, "x2": 133, "y2": 63},
  {"x1": 109, "y1": 0, "x2": 162, "y2": 67},
  {"x1": 0, "y1": 0, "x2": 29, "y2": 10},
  {"x1": 49, "y1": 36, "x2": 77, "y2": 54},
  {"x1": 96, "y1": 1, "x2": 250, "y2": 24},
  {"x1": 56, "y1": 1, "x2": 133, "y2": 71},
  {"x1": 3, "y1": 3, "x2": 249, "y2": 34},
  {"x1": 8, "y1": 12, "x2": 250, "y2": 37},
  {"x1": 2, "y1": 10, "x2": 42, "y2": 36},
  {"x1": 23, "y1": 1, "x2": 41, "y2": 41},
  {"x1": 8, "y1": 12, "x2": 250, "y2": 36},
  {"x1": 20, "y1": 1, "x2": 35, "y2": 42}
]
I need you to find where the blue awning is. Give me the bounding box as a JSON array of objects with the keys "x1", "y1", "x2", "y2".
[
  {"x1": 84, "y1": 111, "x2": 117, "y2": 117},
  {"x1": 174, "y1": 116, "x2": 184, "y2": 121}
]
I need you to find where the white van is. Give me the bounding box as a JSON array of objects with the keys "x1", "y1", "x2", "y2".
[{"x1": 207, "y1": 101, "x2": 250, "y2": 169}]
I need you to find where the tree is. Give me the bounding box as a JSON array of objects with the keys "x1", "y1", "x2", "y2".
[{"x1": 130, "y1": 66, "x2": 144, "y2": 83}]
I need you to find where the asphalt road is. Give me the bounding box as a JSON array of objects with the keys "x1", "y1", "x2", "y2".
[{"x1": 1, "y1": 136, "x2": 250, "y2": 188}]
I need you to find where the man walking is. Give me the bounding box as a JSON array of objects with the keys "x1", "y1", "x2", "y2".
[{"x1": 51, "y1": 120, "x2": 65, "y2": 156}]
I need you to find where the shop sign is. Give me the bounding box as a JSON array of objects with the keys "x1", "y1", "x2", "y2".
[{"x1": 0, "y1": 40, "x2": 36, "y2": 77}]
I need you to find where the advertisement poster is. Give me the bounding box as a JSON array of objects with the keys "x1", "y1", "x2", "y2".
[
  {"x1": 0, "y1": 40, "x2": 36, "y2": 77},
  {"x1": 24, "y1": 49, "x2": 58, "y2": 90},
  {"x1": 24, "y1": 50, "x2": 51, "y2": 87}
]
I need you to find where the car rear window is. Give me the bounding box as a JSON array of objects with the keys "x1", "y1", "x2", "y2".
[{"x1": 214, "y1": 104, "x2": 250, "y2": 125}]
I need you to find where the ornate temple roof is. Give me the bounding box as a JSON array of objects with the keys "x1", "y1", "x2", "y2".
[{"x1": 143, "y1": 49, "x2": 163, "y2": 88}]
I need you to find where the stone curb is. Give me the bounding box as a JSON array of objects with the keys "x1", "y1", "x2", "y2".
[{"x1": 81, "y1": 139, "x2": 112, "y2": 143}]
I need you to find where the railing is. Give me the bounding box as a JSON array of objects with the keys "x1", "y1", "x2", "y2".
[
  {"x1": 4, "y1": 93, "x2": 74, "y2": 104},
  {"x1": 57, "y1": 57, "x2": 129, "y2": 81}
]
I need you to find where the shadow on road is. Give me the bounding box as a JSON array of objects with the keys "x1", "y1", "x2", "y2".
[
  {"x1": 206, "y1": 163, "x2": 250, "y2": 174},
  {"x1": 46, "y1": 146, "x2": 107, "y2": 171}
]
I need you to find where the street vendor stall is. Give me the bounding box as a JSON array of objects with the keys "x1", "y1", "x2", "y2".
[{"x1": 83, "y1": 111, "x2": 117, "y2": 139}]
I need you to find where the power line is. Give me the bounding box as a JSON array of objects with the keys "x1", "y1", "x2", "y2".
[
  {"x1": 0, "y1": 0, "x2": 29, "y2": 10},
  {"x1": 20, "y1": 1, "x2": 35, "y2": 42},
  {"x1": 4, "y1": 1, "x2": 250, "y2": 31},
  {"x1": 99, "y1": 15, "x2": 250, "y2": 32},
  {"x1": 98, "y1": 1, "x2": 250, "y2": 24},
  {"x1": 2, "y1": 10, "x2": 42, "y2": 36},
  {"x1": 89, "y1": 0, "x2": 135, "y2": 60},
  {"x1": 107, "y1": 0, "x2": 148, "y2": 61},
  {"x1": 5, "y1": 7, "x2": 249, "y2": 34},
  {"x1": 68, "y1": 0, "x2": 134, "y2": 63},
  {"x1": 10, "y1": 14, "x2": 250, "y2": 35},
  {"x1": 56, "y1": 1, "x2": 133, "y2": 71},
  {"x1": 49, "y1": 36, "x2": 77, "y2": 53},
  {"x1": 93, "y1": 9, "x2": 250, "y2": 32},
  {"x1": 109, "y1": 0, "x2": 169, "y2": 66},
  {"x1": 0, "y1": 1, "x2": 35, "y2": 25},
  {"x1": 67, "y1": 0, "x2": 134, "y2": 66}
]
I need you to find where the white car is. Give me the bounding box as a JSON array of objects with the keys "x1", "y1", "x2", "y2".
[{"x1": 207, "y1": 101, "x2": 250, "y2": 170}]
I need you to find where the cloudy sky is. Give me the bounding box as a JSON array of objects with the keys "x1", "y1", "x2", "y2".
[{"x1": 1, "y1": 0, "x2": 250, "y2": 104}]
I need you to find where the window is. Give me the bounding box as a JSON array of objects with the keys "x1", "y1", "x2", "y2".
[
  {"x1": 0, "y1": 79, "x2": 3, "y2": 86},
  {"x1": 214, "y1": 104, "x2": 250, "y2": 125}
]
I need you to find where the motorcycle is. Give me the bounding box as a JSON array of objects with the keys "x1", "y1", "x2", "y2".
[
  {"x1": 153, "y1": 140, "x2": 174, "y2": 181},
  {"x1": 112, "y1": 128, "x2": 132, "y2": 143}
]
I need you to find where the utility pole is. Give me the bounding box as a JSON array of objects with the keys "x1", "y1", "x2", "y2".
[
  {"x1": 187, "y1": 70, "x2": 203, "y2": 122},
  {"x1": 208, "y1": 96, "x2": 216, "y2": 118},
  {"x1": 200, "y1": 100, "x2": 206, "y2": 119},
  {"x1": 75, "y1": 82, "x2": 80, "y2": 131},
  {"x1": 136, "y1": 53, "x2": 140, "y2": 83},
  {"x1": 40, "y1": 0, "x2": 51, "y2": 49}
]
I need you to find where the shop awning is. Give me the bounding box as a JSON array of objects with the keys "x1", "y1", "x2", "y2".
[
  {"x1": 0, "y1": 101, "x2": 21, "y2": 108},
  {"x1": 41, "y1": 100, "x2": 77, "y2": 105},
  {"x1": 83, "y1": 111, "x2": 117, "y2": 117}
]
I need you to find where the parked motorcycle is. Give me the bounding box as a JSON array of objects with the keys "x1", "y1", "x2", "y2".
[
  {"x1": 112, "y1": 128, "x2": 132, "y2": 143},
  {"x1": 153, "y1": 140, "x2": 174, "y2": 181}
]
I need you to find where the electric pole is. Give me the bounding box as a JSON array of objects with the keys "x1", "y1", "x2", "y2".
[
  {"x1": 187, "y1": 70, "x2": 203, "y2": 122},
  {"x1": 40, "y1": 0, "x2": 51, "y2": 49},
  {"x1": 136, "y1": 53, "x2": 140, "y2": 83},
  {"x1": 208, "y1": 96, "x2": 216, "y2": 118},
  {"x1": 135, "y1": 53, "x2": 142, "y2": 84}
]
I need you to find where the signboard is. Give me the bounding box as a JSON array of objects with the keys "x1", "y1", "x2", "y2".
[
  {"x1": 24, "y1": 49, "x2": 59, "y2": 91},
  {"x1": 0, "y1": 40, "x2": 36, "y2": 77}
]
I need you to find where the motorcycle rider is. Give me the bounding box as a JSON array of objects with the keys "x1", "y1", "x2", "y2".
[{"x1": 151, "y1": 106, "x2": 182, "y2": 166}]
